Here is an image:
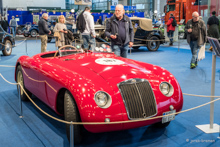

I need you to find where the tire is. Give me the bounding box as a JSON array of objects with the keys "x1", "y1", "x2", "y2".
[
  {"x1": 17, "y1": 28, "x2": 23, "y2": 35},
  {"x1": 30, "y1": 30, "x2": 38, "y2": 37},
  {"x1": 2, "y1": 40, "x2": 12, "y2": 56},
  {"x1": 16, "y1": 65, "x2": 32, "y2": 101},
  {"x1": 47, "y1": 37, "x2": 52, "y2": 43},
  {"x1": 64, "y1": 91, "x2": 82, "y2": 144},
  {"x1": 153, "y1": 121, "x2": 170, "y2": 128},
  {"x1": 146, "y1": 36, "x2": 160, "y2": 51},
  {"x1": 24, "y1": 32, "x2": 29, "y2": 37}
]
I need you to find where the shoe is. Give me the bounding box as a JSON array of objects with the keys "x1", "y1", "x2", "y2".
[
  {"x1": 209, "y1": 46, "x2": 213, "y2": 51},
  {"x1": 169, "y1": 42, "x2": 173, "y2": 46},
  {"x1": 190, "y1": 63, "x2": 196, "y2": 69}
]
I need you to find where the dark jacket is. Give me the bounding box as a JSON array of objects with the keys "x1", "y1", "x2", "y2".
[
  {"x1": 38, "y1": 18, "x2": 50, "y2": 35},
  {"x1": 1, "y1": 20, "x2": 9, "y2": 31},
  {"x1": 207, "y1": 16, "x2": 220, "y2": 39},
  {"x1": 185, "y1": 19, "x2": 207, "y2": 46},
  {"x1": 105, "y1": 14, "x2": 134, "y2": 46},
  {"x1": 64, "y1": 30, "x2": 74, "y2": 45},
  {"x1": 77, "y1": 11, "x2": 86, "y2": 33}
]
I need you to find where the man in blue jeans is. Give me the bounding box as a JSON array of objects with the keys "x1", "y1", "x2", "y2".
[
  {"x1": 105, "y1": 4, "x2": 134, "y2": 58},
  {"x1": 9, "y1": 16, "x2": 18, "y2": 37},
  {"x1": 185, "y1": 11, "x2": 207, "y2": 69},
  {"x1": 81, "y1": 7, "x2": 96, "y2": 51}
]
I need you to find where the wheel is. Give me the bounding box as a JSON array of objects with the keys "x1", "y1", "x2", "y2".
[
  {"x1": 64, "y1": 90, "x2": 82, "y2": 144},
  {"x1": 146, "y1": 36, "x2": 160, "y2": 51},
  {"x1": 24, "y1": 32, "x2": 29, "y2": 37},
  {"x1": 16, "y1": 65, "x2": 32, "y2": 101},
  {"x1": 17, "y1": 28, "x2": 23, "y2": 35},
  {"x1": 47, "y1": 37, "x2": 52, "y2": 43},
  {"x1": 179, "y1": 32, "x2": 185, "y2": 39},
  {"x1": 153, "y1": 121, "x2": 170, "y2": 128},
  {"x1": 30, "y1": 30, "x2": 38, "y2": 37},
  {"x1": 2, "y1": 40, "x2": 12, "y2": 56}
]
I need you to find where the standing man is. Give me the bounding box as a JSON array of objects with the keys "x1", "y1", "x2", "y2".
[
  {"x1": 166, "y1": 14, "x2": 175, "y2": 46},
  {"x1": 81, "y1": 7, "x2": 96, "y2": 51},
  {"x1": 105, "y1": 4, "x2": 134, "y2": 58},
  {"x1": 185, "y1": 11, "x2": 207, "y2": 69},
  {"x1": 38, "y1": 13, "x2": 51, "y2": 53},
  {"x1": 2, "y1": 17, "x2": 9, "y2": 32},
  {"x1": 9, "y1": 16, "x2": 17, "y2": 37}
]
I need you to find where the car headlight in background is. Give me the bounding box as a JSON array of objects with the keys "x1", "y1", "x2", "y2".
[
  {"x1": 159, "y1": 82, "x2": 174, "y2": 97},
  {"x1": 94, "y1": 91, "x2": 112, "y2": 108}
]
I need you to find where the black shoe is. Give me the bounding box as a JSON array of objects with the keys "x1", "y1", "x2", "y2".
[{"x1": 169, "y1": 42, "x2": 173, "y2": 46}]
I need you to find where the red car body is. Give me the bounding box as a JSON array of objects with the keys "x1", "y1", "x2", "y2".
[{"x1": 15, "y1": 51, "x2": 183, "y2": 133}]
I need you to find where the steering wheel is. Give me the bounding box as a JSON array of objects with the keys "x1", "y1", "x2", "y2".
[{"x1": 54, "y1": 45, "x2": 79, "y2": 57}]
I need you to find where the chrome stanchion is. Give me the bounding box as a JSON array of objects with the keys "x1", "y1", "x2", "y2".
[
  {"x1": 36, "y1": 35, "x2": 37, "y2": 43},
  {"x1": 26, "y1": 39, "x2": 28, "y2": 55},
  {"x1": 18, "y1": 85, "x2": 23, "y2": 118},
  {"x1": 70, "y1": 121, "x2": 74, "y2": 147}
]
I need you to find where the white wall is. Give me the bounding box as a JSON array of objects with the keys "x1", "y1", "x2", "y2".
[{"x1": 3, "y1": 0, "x2": 66, "y2": 10}]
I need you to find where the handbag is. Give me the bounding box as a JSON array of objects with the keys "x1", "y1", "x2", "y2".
[
  {"x1": 197, "y1": 43, "x2": 206, "y2": 61},
  {"x1": 54, "y1": 31, "x2": 61, "y2": 39}
]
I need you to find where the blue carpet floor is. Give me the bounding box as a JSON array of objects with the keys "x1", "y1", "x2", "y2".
[{"x1": 0, "y1": 39, "x2": 220, "y2": 147}]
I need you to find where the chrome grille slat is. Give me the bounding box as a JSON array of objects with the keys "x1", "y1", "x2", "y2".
[{"x1": 118, "y1": 79, "x2": 157, "y2": 119}]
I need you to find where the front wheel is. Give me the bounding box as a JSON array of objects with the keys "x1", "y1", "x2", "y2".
[
  {"x1": 16, "y1": 65, "x2": 32, "y2": 101},
  {"x1": 146, "y1": 36, "x2": 160, "y2": 51},
  {"x1": 2, "y1": 40, "x2": 12, "y2": 56},
  {"x1": 64, "y1": 91, "x2": 83, "y2": 144}
]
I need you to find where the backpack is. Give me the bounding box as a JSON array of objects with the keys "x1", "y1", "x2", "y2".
[
  {"x1": 76, "y1": 11, "x2": 86, "y2": 33},
  {"x1": 172, "y1": 17, "x2": 177, "y2": 27}
]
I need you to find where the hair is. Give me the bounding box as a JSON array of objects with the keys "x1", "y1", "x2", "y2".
[
  {"x1": 42, "y1": 13, "x2": 48, "y2": 18},
  {"x1": 170, "y1": 13, "x2": 173, "y2": 17},
  {"x1": 12, "y1": 16, "x2": 15, "y2": 18},
  {"x1": 58, "y1": 15, "x2": 65, "y2": 23},
  {"x1": 84, "y1": 7, "x2": 91, "y2": 11},
  {"x1": 192, "y1": 11, "x2": 199, "y2": 17},
  {"x1": 116, "y1": 4, "x2": 124, "y2": 10},
  {"x1": 212, "y1": 11, "x2": 216, "y2": 15}
]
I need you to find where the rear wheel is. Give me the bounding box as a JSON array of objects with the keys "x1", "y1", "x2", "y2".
[
  {"x1": 30, "y1": 30, "x2": 37, "y2": 37},
  {"x1": 146, "y1": 36, "x2": 160, "y2": 51},
  {"x1": 17, "y1": 28, "x2": 23, "y2": 35},
  {"x1": 16, "y1": 65, "x2": 32, "y2": 101},
  {"x1": 179, "y1": 32, "x2": 186, "y2": 39},
  {"x1": 2, "y1": 40, "x2": 12, "y2": 56},
  {"x1": 64, "y1": 90, "x2": 82, "y2": 144}
]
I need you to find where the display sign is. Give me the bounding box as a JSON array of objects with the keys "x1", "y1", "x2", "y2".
[
  {"x1": 75, "y1": 0, "x2": 92, "y2": 5},
  {"x1": 95, "y1": 58, "x2": 125, "y2": 65},
  {"x1": 33, "y1": 15, "x2": 39, "y2": 24}
]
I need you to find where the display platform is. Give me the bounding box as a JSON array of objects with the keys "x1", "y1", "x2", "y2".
[{"x1": 1, "y1": 39, "x2": 220, "y2": 146}]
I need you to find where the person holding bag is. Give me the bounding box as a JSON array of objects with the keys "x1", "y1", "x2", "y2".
[{"x1": 53, "y1": 15, "x2": 68, "y2": 49}]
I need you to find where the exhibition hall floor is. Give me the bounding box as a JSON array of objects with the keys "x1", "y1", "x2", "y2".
[{"x1": 1, "y1": 39, "x2": 220, "y2": 147}]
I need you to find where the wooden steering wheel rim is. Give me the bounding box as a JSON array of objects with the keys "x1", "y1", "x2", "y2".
[{"x1": 54, "y1": 45, "x2": 79, "y2": 57}]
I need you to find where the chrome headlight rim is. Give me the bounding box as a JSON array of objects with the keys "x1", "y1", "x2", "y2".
[
  {"x1": 159, "y1": 82, "x2": 174, "y2": 97},
  {"x1": 94, "y1": 91, "x2": 112, "y2": 109}
]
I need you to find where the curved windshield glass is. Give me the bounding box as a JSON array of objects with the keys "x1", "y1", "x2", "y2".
[{"x1": 59, "y1": 45, "x2": 84, "y2": 57}]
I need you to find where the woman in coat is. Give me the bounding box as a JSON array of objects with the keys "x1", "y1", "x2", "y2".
[{"x1": 53, "y1": 15, "x2": 68, "y2": 49}]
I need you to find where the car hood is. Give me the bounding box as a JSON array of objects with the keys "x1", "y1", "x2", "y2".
[{"x1": 66, "y1": 53, "x2": 159, "y2": 80}]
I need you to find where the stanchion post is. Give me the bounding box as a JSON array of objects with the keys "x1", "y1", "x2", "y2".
[
  {"x1": 26, "y1": 39, "x2": 28, "y2": 55},
  {"x1": 18, "y1": 85, "x2": 23, "y2": 118},
  {"x1": 70, "y1": 121, "x2": 74, "y2": 147},
  {"x1": 130, "y1": 47, "x2": 131, "y2": 55},
  {"x1": 210, "y1": 54, "x2": 216, "y2": 129}
]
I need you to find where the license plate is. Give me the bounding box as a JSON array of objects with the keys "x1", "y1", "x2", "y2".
[{"x1": 162, "y1": 110, "x2": 176, "y2": 123}]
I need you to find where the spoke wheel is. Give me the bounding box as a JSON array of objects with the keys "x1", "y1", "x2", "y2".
[{"x1": 2, "y1": 40, "x2": 12, "y2": 56}]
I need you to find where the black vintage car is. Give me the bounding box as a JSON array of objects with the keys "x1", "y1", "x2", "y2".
[
  {"x1": 0, "y1": 25, "x2": 15, "y2": 56},
  {"x1": 95, "y1": 17, "x2": 165, "y2": 51}
]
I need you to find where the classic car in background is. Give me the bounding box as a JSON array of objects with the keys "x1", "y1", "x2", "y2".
[
  {"x1": 0, "y1": 26, "x2": 15, "y2": 56},
  {"x1": 95, "y1": 17, "x2": 165, "y2": 51},
  {"x1": 22, "y1": 22, "x2": 39, "y2": 37},
  {"x1": 15, "y1": 45, "x2": 183, "y2": 144}
]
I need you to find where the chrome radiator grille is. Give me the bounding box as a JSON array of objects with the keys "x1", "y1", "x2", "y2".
[{"x1": 118, "y1": 79, "x2": 157, "y2": 119}]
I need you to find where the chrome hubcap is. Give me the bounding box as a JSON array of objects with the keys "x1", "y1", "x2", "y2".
[{"x1": 5, "y1": 42, "x2": 12, "y2": 53}]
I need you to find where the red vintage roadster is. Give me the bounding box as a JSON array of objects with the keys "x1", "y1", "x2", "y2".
[{"x1": 15, "y1": 45, "x2": 183, "y2": 144}]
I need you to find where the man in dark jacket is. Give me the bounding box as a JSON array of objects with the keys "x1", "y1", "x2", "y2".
[
  {"x1": 38, "y1": 13, "x2": 51, "y2": 53},
  {"x1": 105, "y1": 4, "x2": 134, "y2": 58},
  {"x1": 1, "y1": 17, "x2": 9, "y2": 32},
  {"x1": 185, "y1": 11, "x2": 207, "y2": 69}
]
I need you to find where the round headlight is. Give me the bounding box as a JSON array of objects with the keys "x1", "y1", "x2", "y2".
[
  {"x1": 160, "y1": 82, "x2": 174, "y2": 97},
  {"x1": 94, "y1": 91, "x2": 112, "y2": 108}
]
